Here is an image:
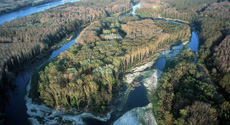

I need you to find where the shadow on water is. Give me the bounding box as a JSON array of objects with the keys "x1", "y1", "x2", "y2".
[
  {"x1": 123, "y1": 76, "x2": 149, "y2": 111},
  {"x1": 5, "y1": 34, "x2": 78, "y2": 125},
  {"x1": 83, "y1": 76, "x2": 149, "y2": 125}
]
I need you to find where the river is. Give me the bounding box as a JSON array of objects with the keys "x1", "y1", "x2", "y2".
[
  {"x1": 0, "y1": 0, "x2": 79, "y2": 24},
  {"x1": 154, "y1": 20, "x2": 199, "y2": 69},
  {"x1": 4, "y1": 1, "x2": 199, "y2": 125},
  {"x1": 83, "y1": 20, "x2": 199, "y2": 124},
  {"x1": 2, "y1": 1, "x2": 79, "y2": 124},
  {"x1": 5, "y1": 33, "x2": 78, "y2": 125},
  {"x1": 4, "y1": 2, "x2": 140, "y2": 125}
]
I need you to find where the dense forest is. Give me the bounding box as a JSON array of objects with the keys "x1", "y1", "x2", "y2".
[
  {"x1": 33, "y1": 16, "x2": 190, "y2": 114},
  {"x1": 0, "y1": 0, "x2": 133, "y2": 86},
  {"x1": 152, "y1": 50, "x2": 230, "y2": 124},
  {"x1": 137, "y1": 0, "x2": 229, "y2": 21},
  {"x1": 136, "y1": 0, "x2": 230, "y2": 124},
  {"x1": 192, "y1": 2, "x2": 230, "y2": 104},
  {"x1": 0, "y1": 0, "x2": 134, "y2": 123},
  {"x1": 200, "y1": 2, "x2": 230, "y2": 20},
  {"x1": 1, "y1": 0, "x2": 230, "y2": 124},
  {"x1": 0, "y1": 0, "x2": 59, "y2": 15}
]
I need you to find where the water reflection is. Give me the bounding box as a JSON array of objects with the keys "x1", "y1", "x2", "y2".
[
  {"x1": 5, "y1": 35, "x2": 78, "y2": 125},
  {"x1": 154, "y1": 58, "x2": 166, "y2": 70},
  {"x1": 188, "y1": 30, "x2": 199, "y2": 52}
]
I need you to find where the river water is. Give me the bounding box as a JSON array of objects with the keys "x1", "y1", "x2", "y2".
[
  {"x1": 3, "y1": 2, "x2": 140, "y2": 125},
  {"x1": 5, "y1": 35, "x2": 78, "y2": 125},
  {"x1": 3, "y1": 1, "x2": 200, "y2": 125},
  {"x1": 2, "y1": 1, "x2": 78, "y2": 124},
  {"x1": 0, "y1": 0, "x2": 79, "y2": 24},
  {"x1": 83, "y1": 4, "x2": 200, "y2": 125},
  {"x1": 154, "y1": 20, "x2": 199, "y2": 69}
]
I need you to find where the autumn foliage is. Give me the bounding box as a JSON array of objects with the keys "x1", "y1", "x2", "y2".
[{"x1": 36, "y1": 17, "x2": 190, "y2": 112}]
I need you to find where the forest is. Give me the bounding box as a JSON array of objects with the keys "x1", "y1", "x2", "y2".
[
  {"x1": 152, "y1": 50, "x2": 230, "y2": 125},
  {"x1": 136, "y1": 0, "x2": 230, "y2": 124},
  {"x1": 33, "y1": 16, "x2": 190, "y2": 114},
  {"x1": 0, "y1": 0, "x2": 134, "y2": 123},
  {"x1": 0, "y1": 0, "x2": 132, "y2": 86},
  {"x1": 0, "y1": 0, "x2": 60, "y2": 15},
  {"x1": 1, "y1": 0, "x2": 230, "y2": 124}
]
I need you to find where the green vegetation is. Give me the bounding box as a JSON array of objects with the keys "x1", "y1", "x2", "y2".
[
  {"x1": 35, "y1": 16, "x2": 190, "y2": 113},
  {"x1": 0, "y1": 0, "x2": 133, "y2": 84},
  {"x1": 2, "y1": 0, "x2": 229, "y2": 124},
  {"x1": 191, "y1": 3, "x2": 230, "y2": 106},
  {"x1": 152, "y1": 50, "x2": 229, "y2": 124},
  {"x1": 137, "y1": 0, "x2": 228, "y2": 21},
  {"x1": 136, "y1": 0, "x2": 230, "y2": 124},
  {"x1": 220, "y1": 72, "x2": 230, "y2": 94},
  {"x1": 0, "y1": 0, "x2": 59, "y2": 15},
  {"x1": 0, "y1": 0, "x2": 134, "y2": 123}
]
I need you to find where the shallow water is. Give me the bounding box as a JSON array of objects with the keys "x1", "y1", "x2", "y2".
[{"x1": 130, "y1": 2, "x2": 140, "y2": 15}]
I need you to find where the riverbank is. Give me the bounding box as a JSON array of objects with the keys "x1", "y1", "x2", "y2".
[
  {"x1": 0, "y1": 0, "x2": 79, "y2": 24},
  {"x1": 113, "y1": 39, "x2": 189, "y2": 124},
  {"x1": 26, "y1": 78, "x2": 113, "y2": 124},
  {"x1": 157, "y1": 17, "x2": 190, "y2": 24},
  {"x1": 114, "y1": 103, "x2": 157, "y2": 125},
  {"x1": 25, "y1": 18, "x2": 190, "y2": 124},
  {"x1": 0, "y1": 0, "x2": 194, "y2": 124},
  {"x1": 0, "y1": 0, "x2": 59, "y2": 16},
  {"x1": 1, "y1": 1, "x2": 138, "y2": 124}
]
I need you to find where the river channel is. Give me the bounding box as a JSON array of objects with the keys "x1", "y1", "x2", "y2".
[
  {"x1": 4, "y1": 2, "x2": 199, "y2": 125},
  {"x1": 0, "y1": 0, "x2": 79, "y2": 24},
  {"x1": 83, "y1": 19, "x2": 199, "y2": 125}
]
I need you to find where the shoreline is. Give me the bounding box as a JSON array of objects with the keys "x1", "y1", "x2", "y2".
[
  {"x1": 26, "y1": 79, "x2": 113, "y2": 124},
  {"x1": 8, "y1": 31, "x2": 79, "y2": 82},
  {"x1": 0, "y1": 0, "x2": 72, "y2": 19},
  {"x1": 157, "y1": 17, "x2": 190, "y2": 24},
  {"x1": 113, "y1": 40, "x2": 189, "y2": 124},
  {"x1": 24, "y1": 14, "x2": 191, "y2": 124},
  {"x1": 24, "y1": 40, "x2": 189, "y2": 124}
]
